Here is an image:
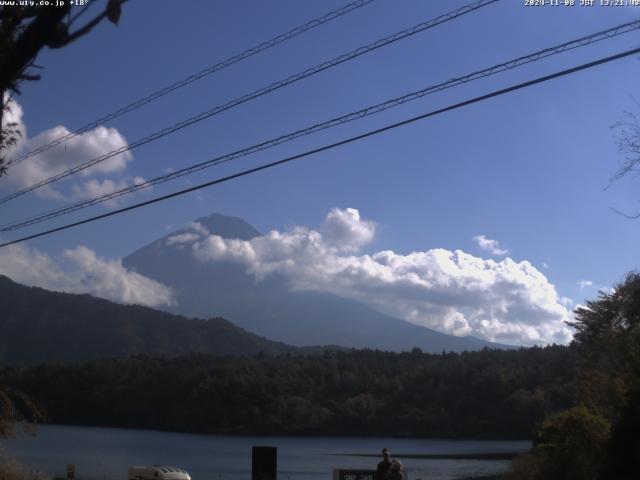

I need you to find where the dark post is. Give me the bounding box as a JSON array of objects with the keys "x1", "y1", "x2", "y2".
[{"x1": 252, "y1": 446, "x2": 277, "y2": 480}]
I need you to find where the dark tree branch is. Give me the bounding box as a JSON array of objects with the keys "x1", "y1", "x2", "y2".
[
  {"x1": 68, "y1": 2, "x2": 97, "y2": 28},
  {"x1": 610, "y1": 207, "x2": 640, "y2": 219},
  {"x1": 0, "y1": 0, "x2": 127, "y2": 177},
  {"x1": 59, "y1": 0, "x2": 127, "y2": 46},
  {"x1": 608, "y1": 110, "x2": 640, "y2": 188},
  {"x1": 0, "y1": 6, "x2": 71, "y2": 90}
]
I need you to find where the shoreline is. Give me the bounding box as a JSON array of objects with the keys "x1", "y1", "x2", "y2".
[{"x1": 330, "y1": 452, "x2": 519, "y2": 460}]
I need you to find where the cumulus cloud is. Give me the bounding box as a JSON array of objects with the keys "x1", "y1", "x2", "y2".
[
  {"x1": 0, "y1": 244, "x2": 175, "y2": 307},
  {"x1": 71, "y1": 176, "x2": 150, "y2": 206},
  {"x1": 473, "y1": 235, "x2": 509, "y2": 256},
  {"x1": 578, "y1": 280, "x2": 593, "y2": 290},
  {"x1": 322, "y1": 207, "x2": 376, "y2": 251},
  {"x1": 165, "y1": 221, "x2": 209, "y2": 246},
  {"x1": 189, "y1": 221, "x2": 209, "y2": 236},
  {"x1": 560, "y1": 296, "x2": 574, "y2": 307},
  {"x1": 190, "y1": 208, "x2": 572, "y2": 345},
  {"x1": 2, "y1": 98, "x2": 136, "y2": 202},
  {"x1": 5, "y1": 125, "x2": 132, "y2": 200},
  {"x1": 166, "y1": 232, "x2": 200, "y2": 246}
]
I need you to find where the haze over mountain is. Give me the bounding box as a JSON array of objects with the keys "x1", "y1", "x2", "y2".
[
  {"x1": 123, "y1": 213, "x2": 511, "y2": 352},
  {"x1": 0, "y1": 275, "x2": 316, "y2": 364}
]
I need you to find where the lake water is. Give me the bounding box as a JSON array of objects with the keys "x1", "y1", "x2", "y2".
[{"x1": 0, "y1": 425, "x2": 530, "y2": 480}]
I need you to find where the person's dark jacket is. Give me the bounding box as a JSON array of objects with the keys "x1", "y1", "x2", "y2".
[{"x1": 374, "y1": 460, "x2": 404, "y2": 480}]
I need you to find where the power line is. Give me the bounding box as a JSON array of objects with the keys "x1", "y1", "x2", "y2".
[
  {"x1": 1, "y1": 45, "x2": 638, "y2": 249},
  {"x1": 2, "y1": 18, "x2": 639, "y2": 232},
  {"x1": 0, "y1": 0, "x2": 500, "y2": 205},
  {"x1": 4, "y1": 0, "x2": 376, "y2": 169}
]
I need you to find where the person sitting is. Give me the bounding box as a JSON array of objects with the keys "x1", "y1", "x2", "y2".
[{"x1": 374, "y1": 448, "x2": 404, "y2": 480}]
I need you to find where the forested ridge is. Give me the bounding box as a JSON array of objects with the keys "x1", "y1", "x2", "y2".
[
  {"x1": 1, "y1": 345, "x2": 576, "y2": 439},
  {"x1": 0, "y1": 275, "x2": 331, "y2": 363},
  {"x1": 2, "y1": 273, "x2": 638, "y2": 479}
]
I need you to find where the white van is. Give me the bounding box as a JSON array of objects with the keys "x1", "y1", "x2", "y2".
[{"x1": 128, "y1": 466, "x2": 191, "y2": 480}]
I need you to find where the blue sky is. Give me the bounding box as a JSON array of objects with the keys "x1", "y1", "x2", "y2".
[{"x1": 1, "y1": 0, "x2": 639, "y2": 344}]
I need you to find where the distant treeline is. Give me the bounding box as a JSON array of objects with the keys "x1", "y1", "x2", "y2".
[{"x1": 0, "y1": 345, "x2": 577, "y2": 438}]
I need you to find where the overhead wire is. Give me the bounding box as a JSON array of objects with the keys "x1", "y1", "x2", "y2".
[
  {"x1": 0, "y1": 0, "x2": 500, "y2": 205},
  {"x1": 1, "y1": 45, "x2": 638, "y2": 248},
  {"x1": 4, "y1": 0, "x2": 376, "y2": 168},
  {"x1": 2, "y1": 18, "x2": 639, "y2": 232}
]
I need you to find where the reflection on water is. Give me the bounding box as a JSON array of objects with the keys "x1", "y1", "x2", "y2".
[{"x1": 0, "y1": 425, "x2": 530, "y2": 480}]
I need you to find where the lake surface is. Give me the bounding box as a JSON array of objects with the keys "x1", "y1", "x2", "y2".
[{"x1": 0, "y1": 425, "x2": 530, "y2": 480}]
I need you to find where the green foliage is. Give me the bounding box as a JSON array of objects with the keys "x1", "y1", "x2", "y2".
[
  {"x1": 521, "y1": 272, "x2": 640, "y2": 479},
  {"x1": 570, "y1": 272, "x2": 640, "y2": 426},
  {"x1": 0, "y1": 99, "x2": 21, "y2": 175},
  {"x1": 0, "y1": 448, "x2": 49, "y2": 480},
  {"x1": 533, "y1": 405, "x2": 610, "y2": 480},
  {"x1": 599, "y1": 385, "x2": 640, "y2": 479},
  {"x1": 0, "y1": 346, "x2": 577, "y2": 439},
  {"x1": 505, "y1": 451, "x2": 548, "y2": 480},
  {"x1": 571, "y1": 272, "x2": 640, "y2": 350},
  {"x1": 0, "y1": 389, "x2": 15, "y2": 437},
  {"x1": 0, "y1": 384, "x2": 43, "y2": 439}
]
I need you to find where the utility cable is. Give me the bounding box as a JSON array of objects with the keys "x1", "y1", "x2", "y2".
[
  {"x1": 0, "y1": 0, "x2": 499, "y2": 205},
  {"x1": 4, "y1": 0, "x2": 376, "y2": 168},
  {"x1": 1, "y1": 45, "x2": 638, "y2": 248},
  {"x1": 2, "y1": 18, "x2": 639, "y2": 232}
]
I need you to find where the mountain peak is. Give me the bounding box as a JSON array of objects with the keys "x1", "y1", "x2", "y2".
[
  {"x1": 123, "y1": 213, "x2": 511, "y2": 353},
  {"x1": 193, "y1": 213, "x2": 261, "y2": 240}
]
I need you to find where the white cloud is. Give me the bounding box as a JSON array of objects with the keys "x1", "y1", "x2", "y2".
[
  {"x1": 166, "y1": 232, "x2": 200, "y2": 246},
  {"x1": 194, "y1": 234, "x2": 258, "y2": 265},
  {"x1": 2, "y1": 98, "x2": 135, "y2": 202},
  {"x1": 578, "y1": 280, "x2": 593, "y2": 290},
  {"x1": 165, "y1": 222, "x2": 209, "y2": 246},
  {"x1": 73, "y1": 178, "x2": 129, "y2": 199},
  {"x1": 189, "y1": 221, "x2": 209, "y2": 236},
  {"x1": 473, "y1": 235, "x2": 509, "y2": 256},
  {"x1": 71, "y1": 176, "x2": 149, "y2": 206},
  {"x1": 542, "y1": 262, "x2": 550, "y2": 269},
  {"x1": 322, "y1": 207, "x2": 376, "y2": 251},
  {"x1": 560, "y1": 296, "x2": 574, "y2": 308},
  {"x1": 191, "y1": 208, "x2": 572, "y2": 345},
  {"x1": 192, "y1": 191, "x2": 206, "y2": 203},
  {"x1": 0, "y1": 244, "x2": 175, "y2": 308}
]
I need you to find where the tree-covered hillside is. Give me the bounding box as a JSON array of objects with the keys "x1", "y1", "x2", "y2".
[
  {"x1": 2, "y1": 346, "x2": 576, "y2": 439},
  {"x1": 0, "y1": 275, "x2": 317, "y2": 363}
]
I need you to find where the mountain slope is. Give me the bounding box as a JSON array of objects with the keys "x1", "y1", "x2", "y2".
[
  {"x1": 0, "y1": 275, "x2": 309, "y2": 364},
  {"x1": 123, "y1": 213, "x2": 512, "y2": 352}
]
